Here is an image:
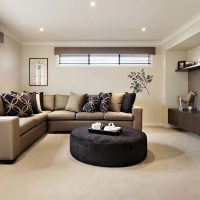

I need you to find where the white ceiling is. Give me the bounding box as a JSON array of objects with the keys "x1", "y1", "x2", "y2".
[
  {"x1": 172, "y1": 32, "x2": 200, "y2": 50},
  {"x1": 0, "y1": 0, "x2": 200, "y2": 42}
]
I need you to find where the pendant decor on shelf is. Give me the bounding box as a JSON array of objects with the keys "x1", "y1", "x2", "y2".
[{"x1": 128, "y1": 69, "x2": 153, "y2": 95}]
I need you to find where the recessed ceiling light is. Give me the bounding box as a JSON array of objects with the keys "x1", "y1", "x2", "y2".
[
  {"x1": 39, "y1": 27, "x2": 44, "y2": 32},
  {"x1": 90, "y1": 1, "x2": 96, "y2": 7},
  {"x1": 141, "y1": 27, "x2": 146, "y2": 32}
]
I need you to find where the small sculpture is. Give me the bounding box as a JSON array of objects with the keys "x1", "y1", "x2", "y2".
[
  {"x1": 177, "y1": 91, "x2": 197, "y2": 110},
  {"x1": 178, "y1": 97, "x2": 183, "y2": 111}
]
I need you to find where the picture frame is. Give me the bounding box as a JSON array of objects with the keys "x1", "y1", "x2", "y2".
[
  {"x1": 29, "y1": 58, "x2": 48, "y2": 86},
  {"x1": 177, "y1": 61, "x2": 186, "y2": 70}
]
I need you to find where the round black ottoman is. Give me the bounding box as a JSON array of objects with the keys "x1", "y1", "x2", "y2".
[{"x1": 70, "y1": 126, "x2": 147, "y2": 167}]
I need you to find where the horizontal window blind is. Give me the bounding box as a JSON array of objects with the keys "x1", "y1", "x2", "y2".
[
  {"x1": 59, "y1": 54, "x2": 88, "y2": 64},
  {"x1": 90, "y1": 54, "x2": 119, "y2": 64},
  {"x1": 56, "y1": 47, "x2": 155, "y2": 66},
  {"x1": 55, "y1": 47, "x2": 155, "y2": 55},
  {"x1": 120, "y1": 54, "x2": 151, "y2": 64}
]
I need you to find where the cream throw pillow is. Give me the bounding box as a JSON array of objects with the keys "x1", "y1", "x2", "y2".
[
  {"x1": 36, "y1": 94, "x2": 42, "y2": 113},
  {"x1": 110, "y1": 93, "x2": 124, "y2": 112},
  {"x1": 65, "y1": 92, "x2": 85, "y2": 112}
]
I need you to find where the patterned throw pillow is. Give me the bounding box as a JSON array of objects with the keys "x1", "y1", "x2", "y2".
[
  {"x1": 82, "y1": 95, "x2": 101, "y2": 112},
  {"x1": 23, "y1": 92, "x2": 38, "y2": 114},
  {"x1": 24, "y1": 91, "x2": 44, "y2": 112},
  {"x1": 99, "y1": 92, "x2": 112, "y2": 113},
  {"x1": 2, "y1": 93, "x2": 33, "y2": 117},
  {"x1": 12, "y1": 91, "x2": 41, "y2": 114}
]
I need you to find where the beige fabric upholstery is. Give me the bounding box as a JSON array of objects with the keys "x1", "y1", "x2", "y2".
[
  {"x1": 104, "y1": 111, "x2": 133, "y2": 121},
  {"x1": 48, "y1": 120, "x2": 133, "y2": 132},
  {"x1": 43, "y1": 95, "x2": 55, "y2": 111},
  {"x1": 54, "y1": 95, "x2": 69, "y2": 110},
  {"x1": 19, "y1": 111, "x2": 49, "y2": 136},
  {"x1": 132, "y1": 106, "x2": 143, "y2": 130},
  {"x1": 20, "y1": 121, "x2": 47, "y2": 152},
  {"x1": 65, "y1": 92, "x2": 85, "y2": 112},
  {"x1": 0, "y1": 117, "x2": 20, "y2": 160},
  {"x1": 19, "y1": 117, "x2": 37, "y2": 136},
  {"x1": 48, "y1": 110, "x2": 76, "y2": 120},
  {"x1": 110, "y1": 93, "x2": 124, "y2": 112},
  {"x1": 76, "y1": 112, "x2": 104, "y2": 120},
  {"x1": 32, "y1": 111, "x2": 50, "y2": 125},
  {"x1": 0, "y1": 96, "x2": 5, "y2": 116}
]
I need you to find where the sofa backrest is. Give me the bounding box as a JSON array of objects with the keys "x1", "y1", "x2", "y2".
[
  {"x1": 43, "y1": 94, "x2": 69, "y2": 111},
  {"x1": 54, "y1": 95, "x2": 69, "y2": 110},
  {"x1": 0, "y1": 95, "x2": 5, "y2": 116},
  {"x1": 43, "y1": 95, "x2": 55, "y2": 111}
]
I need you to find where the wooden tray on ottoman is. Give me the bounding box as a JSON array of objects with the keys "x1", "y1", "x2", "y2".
[{"x1": 88, "y1": 127, "x2": 122, "y2": 136}]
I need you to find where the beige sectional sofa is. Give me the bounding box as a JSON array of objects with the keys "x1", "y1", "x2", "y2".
[{"x1": 0, "y1": 94, "x2": 142, "y2": 163}]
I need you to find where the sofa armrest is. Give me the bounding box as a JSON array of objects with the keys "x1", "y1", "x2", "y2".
[
  {"x1": 132, "y1": 106, "x2": 143, "y2": 130},
  {"x1": 0, "y1": 116, "x2": 20, "y2": 161}
]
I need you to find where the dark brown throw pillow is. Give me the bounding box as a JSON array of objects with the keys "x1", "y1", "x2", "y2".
[
  {"x1": 12, "y1": 91, "x2": 39, "y2": 114},
  {"x1": 121, "y1": 92, "x2": 136, "y2": 113},
  {"x1": 99, "y1": 92, "x2": 112, "y2": 113},
  {"x1": 0, "y1": 95, "x2": 5, "y2": 116},
  {"x1": 2, "y1": 93, "x2": 33, "y2": 117},
  {"x1": 24, "y1": 91, "x2": 44, "y2": 112},
  {"x1": 24, "y1": 92, "x2": 38, "y2": 114},
  {"x1": 82, "y1": 95, "x2": 101, "y2": 112}
]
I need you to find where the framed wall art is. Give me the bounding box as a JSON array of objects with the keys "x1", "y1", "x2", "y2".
[
  {"x1": 177, "y1": 61, "x2": 186, "y2": 70},
  {"x1": 29, "y1": 58, "x2": 48, "y2": 86}
]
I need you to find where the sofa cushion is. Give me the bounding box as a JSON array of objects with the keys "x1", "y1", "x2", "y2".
[
  {"x1": 54, "y1": 95, "x2": 69, "y2": 110},
  {"x1": 110, "y1": 93, "x2": 124, "y2": 112},
  {"x1": 19, "y1": 117, "x2": 37, "y2": 136},
  {"x1": 48, "y1": 110, "x2": 76, "y2": 120},
  {"x1": 32, "y1": 111, "x2": 50, "y2": 125},
  {"x1": 121, "y1": 92, "x2": 136, "y2": 113},
  {"x1": 65, "y1": 92, "x2": 86, "y2": 112},
  {"x1": 99, "y1": 92, "x2": 112, "y2": 113},
  {"x1": 0, "y1": 96, "x2": 5, "y2": 116},
  {"x1": 43, "y1": 95, "x2": 55, "y2": 111},
  {"x1": 82, "y1": 95, "x2": 101, "y2": 113},
  {"x1": 104, "y1": 111, "x2": 133, "y2": 121},
  {"x1": 2, "y1": 93, "x2": 33, "y2": 117},
  {"x1": 76, "y1": 112, "x2": 104, "y2": 120},
  {"x1": 19, "y1": 111, "x2": 50, "y2": 135}
]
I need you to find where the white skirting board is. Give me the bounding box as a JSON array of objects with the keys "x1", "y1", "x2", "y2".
[{"x1": 143, "y1": 123, "x2": 176, "y2": 128}]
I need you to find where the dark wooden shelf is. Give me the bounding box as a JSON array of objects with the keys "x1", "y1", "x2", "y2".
[
  {"x1": 175, "y1": 64, "x2": 200, "y2": 72},
  {"x1": 168, "y1": 108, "x2": 200, "y2": 135}
]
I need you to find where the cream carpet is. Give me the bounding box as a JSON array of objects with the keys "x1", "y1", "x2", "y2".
[{"x1": 0, "y1": 127, "x2": 200, "y2": 200}]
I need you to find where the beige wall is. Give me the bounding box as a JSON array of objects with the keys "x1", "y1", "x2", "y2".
[
  {"x1": 163, "y1": 50, "x2": 188, "y2": 125},
  {"x1": 0, "y1": 34, "x2": 21, "y2": 92},
  {"x1": 188, "y1": 45, "x2": 200, "y2": 109},
  {"x1": 21, "y1": 45, "x2": 164, "y2": 125}
]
